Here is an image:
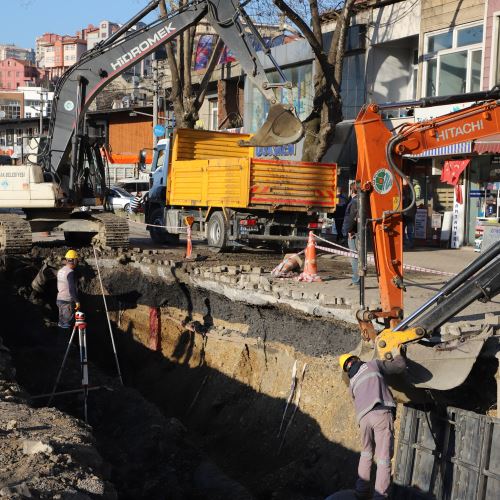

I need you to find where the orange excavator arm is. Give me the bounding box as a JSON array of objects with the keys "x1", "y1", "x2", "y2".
[{"x1": 353, "y1": 95, "x2": 500, "y2": 347}]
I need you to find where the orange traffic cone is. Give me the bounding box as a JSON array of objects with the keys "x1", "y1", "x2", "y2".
[
  {"x1": 297, "y1": 231, "x2": 321, "y2": 282},
  {"x1": 184, "y1": 216, "x2": 195, "y2": 259}
]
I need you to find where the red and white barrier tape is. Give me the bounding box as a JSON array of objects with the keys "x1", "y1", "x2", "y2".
[{"x1": 314, "y1": 243, "x2": 457, "y2": 277}]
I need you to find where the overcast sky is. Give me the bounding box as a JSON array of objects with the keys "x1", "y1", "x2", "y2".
[{"x1": 3, "y1": 0, "x2": 158, "y2": 49}]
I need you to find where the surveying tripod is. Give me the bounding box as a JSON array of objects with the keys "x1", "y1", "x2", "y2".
[{"x1": 49, "y1": 310, "x2": 91, "y2": 422}]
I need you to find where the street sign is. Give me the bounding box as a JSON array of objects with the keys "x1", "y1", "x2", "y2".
[{"x1": 154, "y1": 124, "x2": 166, "y2": 137}]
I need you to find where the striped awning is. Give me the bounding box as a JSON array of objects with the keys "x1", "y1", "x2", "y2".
[
  {"x1": 405, "y1": 141, "x2": 473, "y2": 158},
  {"x1": 474, "y1": 134, "x2": 500, "y2": 154}
]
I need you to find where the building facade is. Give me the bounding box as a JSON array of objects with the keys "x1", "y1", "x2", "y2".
[
  {"x1": 0, "y1": 44, "x2": 35, "y2": 64},
  {"x1": 0, "y1": 58, "x2": 43, "y2": 90},
  {"x1": 36, "y1": 33, "x2": 87, "y2": 80},
  {"x1": 18, "y1": 86, "x2": 54, "y2": 119}
]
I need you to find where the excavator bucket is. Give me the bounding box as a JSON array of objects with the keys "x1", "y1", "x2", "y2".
[
  {"x1": 239, "y1": 104, "x2": 304, "y2": 147},
  {"x1": 403, "y1": 327, "x2": 493, "y2": 391},
  {"x1": 354, "y1": 326, "x2": 494, "y2": 401}
]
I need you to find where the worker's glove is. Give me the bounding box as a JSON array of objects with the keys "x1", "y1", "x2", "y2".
[{"x1": 75, "y1": 302, "x2": 80, "y2": 311}]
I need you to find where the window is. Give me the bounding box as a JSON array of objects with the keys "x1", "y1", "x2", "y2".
[
  {"x1": 0, "y1": 99, "x2": 21, "y2": 119},
  {"x1": 424, "y1": 22, "x2": 483, "y2": 97},
  {"x1": 247, "y1": 63, "x2": 313, "y2": 131},
  {"x1": 209, "y1": 99, "x2": 218, "y2": 130}
]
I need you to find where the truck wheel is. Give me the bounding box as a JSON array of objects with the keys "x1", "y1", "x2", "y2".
[
  {"x1": 149, "y1": 208, "x2": 179, "y2": 245},
  {"x1": 207, "y1": 211, "x2": 228, "y2": 251}
]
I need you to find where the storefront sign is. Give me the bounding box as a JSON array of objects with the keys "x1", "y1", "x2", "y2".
[
  {"x1": 255, "y1": 144, "x2": 296, "y2": 157},
  {"x1": 415, "y1": 209, "x2": 427, "y2": 239},
  {"x1": 470, "y1": 190, "x2": 485, "y2": 198},
  {"x1": 451, "y1": 186, "x2": 466, "y2": 249},
  {"x1": 431, "y1": 213, "x2": 442, "y2": 229}
]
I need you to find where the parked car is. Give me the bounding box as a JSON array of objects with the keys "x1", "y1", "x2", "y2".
[{"x1": 107, "y1": 186, "x2": 132, "y2": 212}]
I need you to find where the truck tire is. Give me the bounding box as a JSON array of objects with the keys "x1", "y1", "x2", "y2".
[
  {"x1": 207, "y1": 211, "x2": 228, "y2": 251},
  {"x1": 149, "y1": 207, "x2": 179, "y2": 245}
]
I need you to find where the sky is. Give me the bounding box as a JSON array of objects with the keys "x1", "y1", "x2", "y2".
[{"x1": 2, "y1": 0, "x2": 159, "y2": 49}]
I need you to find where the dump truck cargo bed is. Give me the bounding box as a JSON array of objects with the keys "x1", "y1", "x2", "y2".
[{"x1": 167, "y1": 129, "x2": 337, "y2": 212}]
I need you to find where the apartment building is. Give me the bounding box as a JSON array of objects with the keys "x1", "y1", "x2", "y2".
[
  {"x1": 0, "y1": 44, "x2": 35, "y2": 64},
  {"x1": 36, "y1": 33, "x2": 87, "y2": 80},
  {"x1": 0, "y1": 59, "x2": 43, "y2": 90},
  {"x1": 80, "y1": 20, "x2": 120, "y2": 50}
]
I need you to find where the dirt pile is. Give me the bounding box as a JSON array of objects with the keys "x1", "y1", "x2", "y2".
[{"x1": 0, "y1": 263, "x2": 114, "y2": 499}]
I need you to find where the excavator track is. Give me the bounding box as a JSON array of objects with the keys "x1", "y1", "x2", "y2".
[
  {"x1": 91, "y1": 212, "x2": 129, "y2": 249},
  {"x1": 0, "y1": 214, "x2": 32, "y2": 255}
]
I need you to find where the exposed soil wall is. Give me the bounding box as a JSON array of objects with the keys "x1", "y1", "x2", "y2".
[
  {"x1": 1, "y1": 251, "x2": 365, "y2": 499},
  {"x1": 78, "y1": 264, "x2": 364, "y2": 498}
]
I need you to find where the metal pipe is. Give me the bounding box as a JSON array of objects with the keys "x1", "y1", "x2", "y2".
[
  {"x1": 101, "y1": 0, "x2": 162, "y2": 49},
  {"x1": 418, "y1": 258, "x2": 500, "y2": 334},
  {"x1": 394, "y1": 242, "x2": 500, "y2": 331},
  {"x1": 358, "y1": 189, "x2": 369, "y2": 309},
  {"x1": 31, "y1": 386, "x2": 105, "y2": 400}
]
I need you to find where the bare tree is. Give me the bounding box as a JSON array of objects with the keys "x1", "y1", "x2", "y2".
[
  {"x1": 274, "y1": 0, "x2": 357, "y2": 161},
  {"x1": 158, "y1": 0, "x2": 223, "y2": 128}
]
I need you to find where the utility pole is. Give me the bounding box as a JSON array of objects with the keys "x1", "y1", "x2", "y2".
[
  {"x1": 38, "y1": 88, "x2": 47, "y2": 138},
  {"x1": 39, "y1": 89, "x2": 44, "y2": 138},
  {"x1": 152, "y1": 58, "x2": 159, "y2": 147}
]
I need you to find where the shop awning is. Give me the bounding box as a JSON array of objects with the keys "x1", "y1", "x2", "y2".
[
  {"x1": 405, "y1": 141, "x2": 473, "y2": 158},
  {"x1": 473, "y1": 134, "x2": 500, "y2": 154}
]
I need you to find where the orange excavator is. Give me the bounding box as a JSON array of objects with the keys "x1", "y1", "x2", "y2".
[{"x1": 352, "y1": 90, "x2": 500, "y2": 397}]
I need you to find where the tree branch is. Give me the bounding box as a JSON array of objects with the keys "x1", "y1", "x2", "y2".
[
  {"x1": 194, "y1": 37, "x2": 225, "y2": 109},
  {"x1": 328, "y1": 0, "x2": 356, "y2": 89},
  {"x1": 309, "y1": 0, "x2": 322, "y2": 47},
  {"x1": 272, "y1": 0, "x2": 326, "y2": 66},
  {"x1": 159, "y1": 1, "x2": 181, "y2": 103}
]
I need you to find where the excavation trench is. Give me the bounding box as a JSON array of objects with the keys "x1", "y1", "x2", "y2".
[{"x1": 1, "y1": 253, "x2": 364, "y2": 499}]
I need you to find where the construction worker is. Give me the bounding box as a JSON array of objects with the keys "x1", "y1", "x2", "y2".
[
  {"x1": 56, "y1": 250, "x2": 80, "y2": 338},
  {"x1": 129, "y1": 191, "x2": 144, "y2": 214},
  {"x1": 339, "y1": 348, "x2": 406, "y2": 499}
]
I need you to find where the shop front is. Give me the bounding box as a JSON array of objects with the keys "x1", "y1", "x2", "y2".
[{"x1": 467, "y1": 137, "x2": 500, "y2": 250}]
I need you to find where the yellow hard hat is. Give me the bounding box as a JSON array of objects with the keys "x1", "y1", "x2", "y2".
[
  {"x1": 65, "y1": 249, "x2": 79, "y2": 260},
  {"x1": 339, "y1": 353, "x2": 356, "y2": 371}
]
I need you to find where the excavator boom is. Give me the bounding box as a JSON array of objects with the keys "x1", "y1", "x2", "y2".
[
  {"x1": 353, "y1": 90, "x2": 500, "y2": 393},
  {"x1": 45, "y1": 0, "x2": 304, "y2": 199}
]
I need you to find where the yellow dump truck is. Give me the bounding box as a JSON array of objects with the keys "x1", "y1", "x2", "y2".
[{"x1": 144, "y1": 128, "x2": 337, "y2": 250}]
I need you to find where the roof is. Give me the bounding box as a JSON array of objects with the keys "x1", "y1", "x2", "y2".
[{"x1": 0, "y1": 57, "x2": 33, "y2": 66}]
